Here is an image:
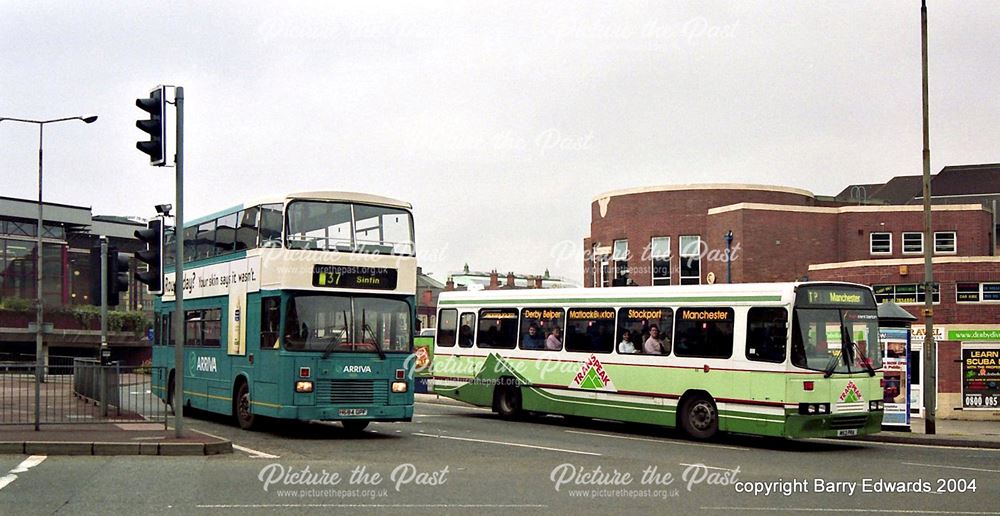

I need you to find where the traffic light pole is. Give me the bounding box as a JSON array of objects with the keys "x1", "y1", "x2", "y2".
[
  {"x1": 173, "y1": 86, "x2": 185, "y2": 438},
  {"x1": 100, "y1": 236, "x2": 109, "y2": 416}
]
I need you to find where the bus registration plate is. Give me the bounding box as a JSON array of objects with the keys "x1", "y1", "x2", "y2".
[
  {"x1": 339, "y1": 408, "x2": 368, "y2": 417},
  {"x1": 837, "y1": 429, "x2": 858, "y2": 437}
]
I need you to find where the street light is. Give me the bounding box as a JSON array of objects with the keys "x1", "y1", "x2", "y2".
[
  {"x1": 0, "y1": 114, "x2": 97, "y2": 430},
  {"x1": 724, "y1": 230, "x2": 734, "y2": 283}
]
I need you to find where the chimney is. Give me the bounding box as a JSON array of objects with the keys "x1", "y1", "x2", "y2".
[
  {"x1": 534, "y1": 276, "x2": 543, "y2": 289},
  {"x1": 506, "y1": 271, "x2": 515, "y2": 288},
  {"x1": 445, "y1": 276, "x2": 455, "y2": 292},
  {"x1": 489, "y1": 269, "x2": 499, "y2": 290}
]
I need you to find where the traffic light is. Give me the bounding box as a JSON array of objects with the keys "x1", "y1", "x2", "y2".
[
  {"x1": 134, "y1": 219, "x2": 163, "y2": 294},
  {"x1": 89, "y1": 246, "x2": 130, "y2": 307},
  {"x1": 109, "y1": 248, "x2": 130, "y2": 307},
  {"x1": 136, "y1": 86, "x2": 166, "y2": 166}
]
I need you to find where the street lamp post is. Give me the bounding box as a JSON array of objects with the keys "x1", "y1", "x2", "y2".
[
  {"x1": 724, "y1": 231, "x2": 734, "y2": 283},
  {"x1": 0, "y1": 115, "x2": 97, "y2": 430}
]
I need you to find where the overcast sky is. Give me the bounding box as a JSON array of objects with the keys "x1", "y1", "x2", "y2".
[{"x1": 2, "y1": 1, "x2": 998, "y2": 283}]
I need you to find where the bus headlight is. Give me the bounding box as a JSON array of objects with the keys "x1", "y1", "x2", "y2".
[
  {"x1": 869, "y1": 400, "x2": 884, "y2": 411},
  {"x1": 391, "y1": 381, "x2": 408, "y2": 393},
  {"x1": 295, "y1": 381, "x2": 314, "y2": 393}
]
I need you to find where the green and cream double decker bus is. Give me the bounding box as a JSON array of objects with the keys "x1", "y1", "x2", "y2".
[
  {"x1": 152, "y1": 191, "x2": 416, "y2": 431},
  {"x1": 431, "y1": 282, "x2": 883, "y2": 440}
]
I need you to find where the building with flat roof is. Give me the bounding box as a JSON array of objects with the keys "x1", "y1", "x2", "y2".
[{"x1": 583, "y1": 165, "x2": 1000, "y2": 421}]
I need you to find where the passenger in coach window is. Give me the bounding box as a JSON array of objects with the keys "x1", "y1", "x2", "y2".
[
  {"x1": 618, "y1": 330, "x2": 638, "y2": 354},
  {"x1": 643, "y1": 325, "x2": 665, "y2": 354},
  {"x1": 522, "y1": 323, "x2": 545, "y2": 349},
  {"x1": 545, "y1": 326, "x2": 563, "y2": 351}
]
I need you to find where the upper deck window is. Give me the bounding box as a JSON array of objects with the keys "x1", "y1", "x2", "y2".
[{"x1": 286, "y1": 201, "x2": 414, "y2": 255}]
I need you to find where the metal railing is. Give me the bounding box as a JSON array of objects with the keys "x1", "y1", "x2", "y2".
[{"x1": 0, "y1": 358, "x2": 168, "y2": 427}]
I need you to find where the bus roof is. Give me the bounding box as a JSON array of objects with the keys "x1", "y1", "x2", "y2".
[
  {"x1": 251, "y1": 191, "x2": 412, "y2": 210},
  {"x1": 436, "y1": 281, "x2": 872, "y2": 306}
]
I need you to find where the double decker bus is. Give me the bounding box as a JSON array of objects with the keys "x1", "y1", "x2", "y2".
[
  {"x1": 431, "y1": 282, "x2": 884, "y2": 440},
  {"x1": 152, "y1": 191, "x2": 416, "y2": 431}
]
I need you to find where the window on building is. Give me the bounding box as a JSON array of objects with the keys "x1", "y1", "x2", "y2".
[
  {"x1": 616, "y1": 307, "x2": 673, "y2": 355},
  {"x1": 674, "y1": 307, "x2": 735, "y2": 358},
  {"x1": 477, "y1": 309, "x2": 518, "y2": 349},
  {"x1": 679, "y1": 236, "x2": 701, "y2": 285},
  {"x1": 746, "y1": 307, "x2": 787, "y2": 363},
  {"x1": 565, "y1": 308, "x2": 616, "y2": 353},
  {"x1": 902, "y1": 232, "x2": 923, "y2": 254},
  {"x1": 870, "y1": 232, "x2": 892, "y2": 255},
  {"x1": 873, "y1": 283, "x2": 940, "y2": 304},
  {"x1": 934, "y1": 231, "x2": 956, "y2": 254},
  {"x1": 612, "y1": 239, "x2": 629, "y2": 285},
  {"x1": 650, "y1": 237, "x2": 670, "y2": 286},
  {"x1": 519, "y1": 308, "x2": 564, "y2": 350}
]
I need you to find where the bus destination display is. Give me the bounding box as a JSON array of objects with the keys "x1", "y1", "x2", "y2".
[{"x1": 312, "y1": 265, "x2": 397, "y2": 290}]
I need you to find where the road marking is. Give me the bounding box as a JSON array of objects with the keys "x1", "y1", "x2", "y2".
[
  {"x1": 564, "y1": 429, "x2": 749, "y2": 451},
  {"x1": 413, "y1": 432, "x2": 601, "y2": 456},
  {"x1": 188, "y1": 427, "x2": 280, "y2": 459},
  {"x1": 197, "y1": 504, "x2": 548, "y2": 509},
  {"x1": 0, "y1": 455, "x2": 46, "y2": 492},
  {"x1": 902, "y1": 462, "x2": 1000, "y2": 474},
  {"x1": 231, "y1": 444, "x2": 281, "y2": 459},
  {"x1": 702, "y1": 508, "x2": 1000, "y2": 514},
  {"x1": 814, "y1": 438, "x2": 1000, "y2": 452}
]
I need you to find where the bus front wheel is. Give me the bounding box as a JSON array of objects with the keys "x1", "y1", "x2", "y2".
[
  {"x1": 680, "y1": 395, "x2": 718, "y2": 440},
  {"x1": 235, "y1": 382, "x2": 257, "y2": 430},
  {"x1": 495, "y1": 383, "x2": 522, "y2": 419}
]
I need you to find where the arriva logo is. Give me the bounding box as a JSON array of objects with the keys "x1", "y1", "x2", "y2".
[
  {"x1": 343, "y1": 365, "x2": 372, "y2": 373},
  {"x1": 196, "y1": 356, "x2": 218, "y2": 373}
]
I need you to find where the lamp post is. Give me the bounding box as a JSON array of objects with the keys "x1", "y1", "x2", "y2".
[
  {"x1": 724, "y1": 230, "x2": 734, "y2": 283},
  {"x1": 0, "y1": 115, "x2": 97, "y2": 430}
]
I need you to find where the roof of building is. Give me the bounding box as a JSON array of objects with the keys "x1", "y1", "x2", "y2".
[
  {"x1": 869, "y1": 175, "x2": 926, "y2": 204},
  {"x1": 929, "y1": 164, "x2": 1000, "y2": 197},
  {"x1": 592, "y1": 183, "x2": 815, "y2": 203}
]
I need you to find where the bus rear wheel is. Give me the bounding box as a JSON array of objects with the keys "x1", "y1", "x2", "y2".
[
  {"x1": 680, "y1": 395, "x2": 718, "y2": 440},
  {"x1": 342, "y1": 420, "x2": 370, "y2": 433},
  {"x1": 235, "y1": 381, "x2": 257, "y2": 430},
  {"x1": 495, "y1": 383, "x2": 522, "y2": 419}
]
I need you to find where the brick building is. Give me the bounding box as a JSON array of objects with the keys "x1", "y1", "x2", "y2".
[{"x1": 584, "y1": 166, "x2": 1000, "y2": 421}]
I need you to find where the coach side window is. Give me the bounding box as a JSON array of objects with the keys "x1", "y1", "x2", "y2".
[
  {"x1": 477, "y1": 308, "x2": 518, "y2": 349},
  {"x1": 259, "y1": 203, "x2": 283, "y2": 247},
  {"x1": 617, "y1": 307, "x2": 673, "y2": 355},
  {"x1": 746, "y1": 307, "x2": 788, "y2": 363},
  {"x1": 459, "y1": 313, "x2": 476, "y2": 348},
  {"x1": 674, "y1": 307, "x2": 735, "y2": 359},
  {"x1": 236, "y1": 207, "x2": 260, "y2": 251},
  {"x1": 565, "y1": 308, "x2": 616, "y2": 353},
  {"x1": 437, "y1": 309, "x2": 457, "y2": 348},
  {"x1": 261, "y1": 297, "x2": 281, "y2": 350},
  {"x1": 519, "y1": 308, "x2": 565, "y2": 350}
]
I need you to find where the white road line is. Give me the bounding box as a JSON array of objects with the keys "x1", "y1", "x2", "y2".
[
  {"x1": 813, "y1": 438, "x2": 1000, "y2": 452},
  {"x1": 413, "y1": 432, "x2": 602, "y2": 456},
  {"x1": 702, "y1": 508, "x2": 1000, "y2": 514},
  {"x1": 0, "y1": 455, "x2": 47, "y2": 492},
  {"x1": 231, "y1": 444, "x2": 281, "y2": 459},
  {"x1": 197, "y1": 504, "x2": 548, "y2": 509},
  {"x1": 902, "y1": 462, "x2": 1000, "y2": 474},
  {"x1": 564, "y1": 429, "x2": 749, "y2": 451}
]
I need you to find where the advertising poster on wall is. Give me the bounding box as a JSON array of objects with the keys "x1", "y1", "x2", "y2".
[
  {"x1": 962, "y1": 344, "x2": 1000, "y2": 410},
  {"x1": 879, "y1": 328, "x2": 910, "y2": 428}
]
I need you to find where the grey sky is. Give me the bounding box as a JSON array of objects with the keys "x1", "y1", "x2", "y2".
[{"x1": 2, "y1": 1, "x2": 998, "y2": 283}]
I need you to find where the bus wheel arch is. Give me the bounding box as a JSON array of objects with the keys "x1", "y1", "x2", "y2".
[
  {"x1": 493, "y1": 377, "x2": 522, "y2": 419},
  {"x1": 233, "y1": 376, "x2": 257, "y2": 430},
  {"x1": 678, "y1": 390, "x2": 718, "y2": 440}
]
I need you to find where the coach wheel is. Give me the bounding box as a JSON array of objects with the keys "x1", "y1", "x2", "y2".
[
  {"x1": 342, "y1": 420, "x2": 370, "y2": 433},
  {"x1": 495, "y1": 383, "x2": 522, "y2": 419},
  {"x1": 235, "y1": 381, "x2": 257, "y2": 430},
  {"x1": 680, "y1": 395, "x2": 718, "y2": 440}
]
